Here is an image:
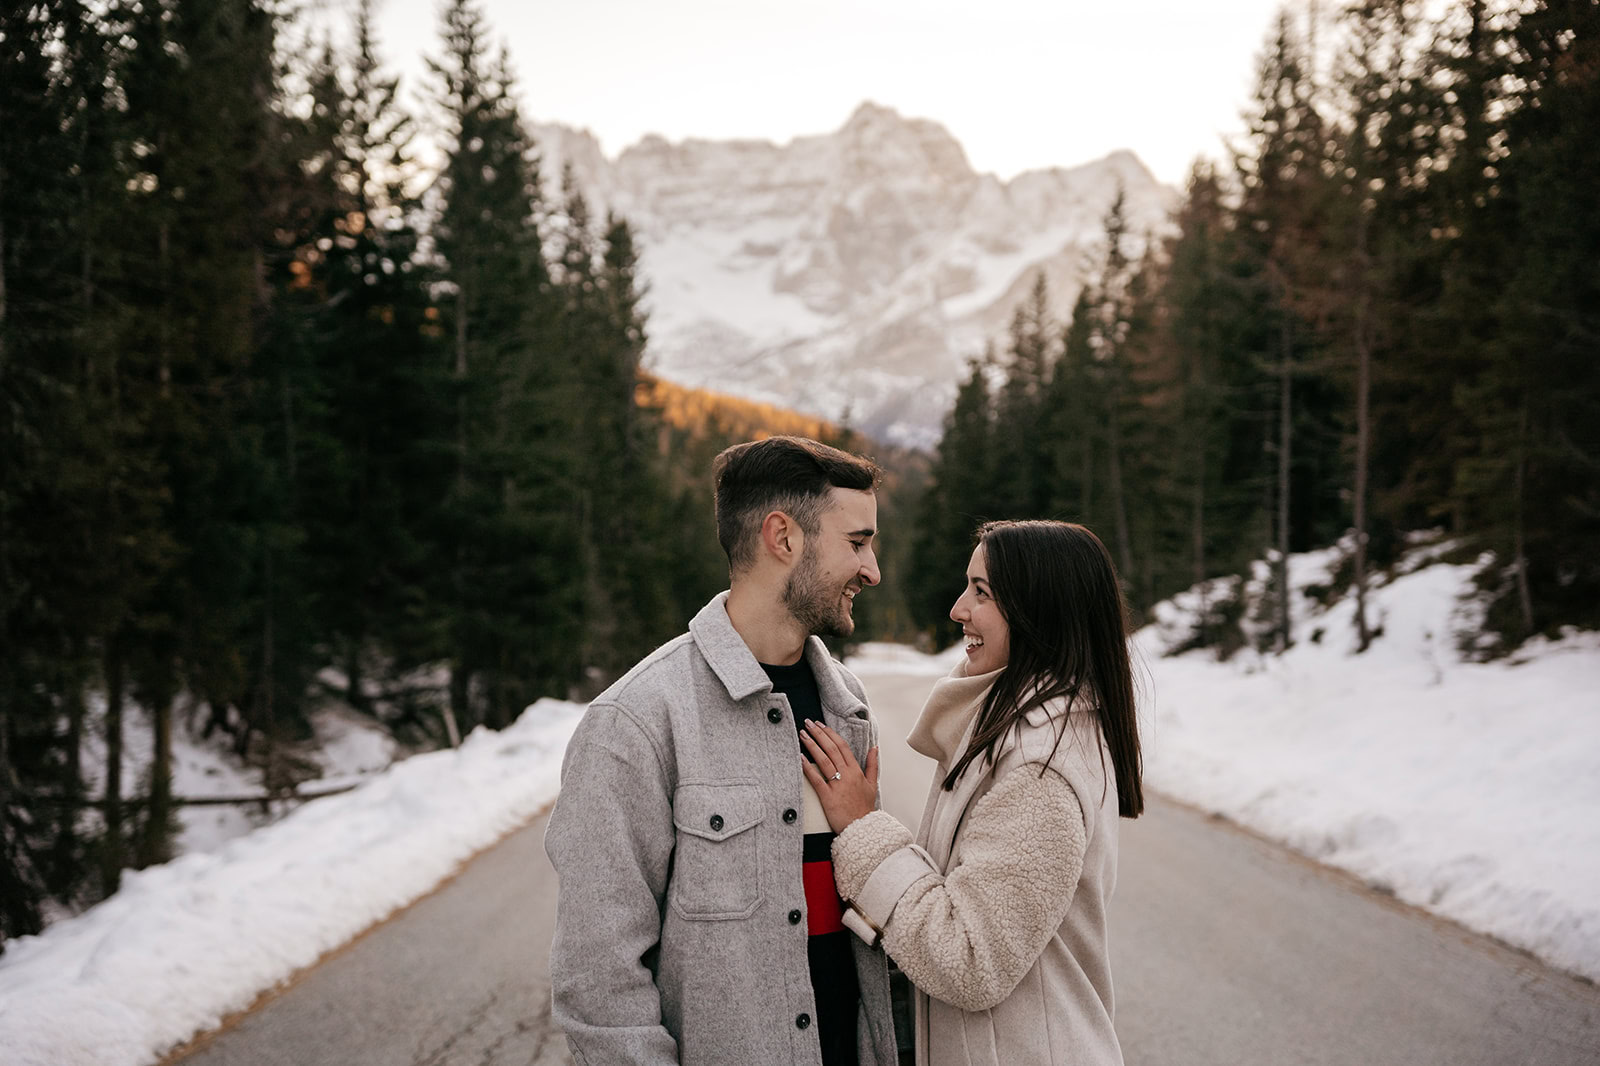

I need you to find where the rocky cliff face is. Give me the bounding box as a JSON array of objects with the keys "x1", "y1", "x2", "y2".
[{"x1": 534, "y1": 102, "x2": 1176, "y2": 449}]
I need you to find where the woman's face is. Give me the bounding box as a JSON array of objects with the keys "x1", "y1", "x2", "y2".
[{"x1": 950, "y1": 544, "x2": 1010, "y2": 674}]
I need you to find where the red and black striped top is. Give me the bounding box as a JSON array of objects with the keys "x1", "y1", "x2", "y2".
[{"x1": 762, "y1": 659, "x2": 859, "y2": 1066}]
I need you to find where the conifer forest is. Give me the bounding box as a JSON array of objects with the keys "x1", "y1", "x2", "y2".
[{"x1": 2, "y1": 0, "x2": 1597, "y2": 946}]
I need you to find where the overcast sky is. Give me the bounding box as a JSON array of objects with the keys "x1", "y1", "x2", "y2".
[{"x1": 347, "y1": 0, "x2": 1300, "y2": 188}]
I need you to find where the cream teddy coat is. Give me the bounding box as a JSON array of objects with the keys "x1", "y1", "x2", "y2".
[{"x1": 831, "y1": 663, "x2": 1122, "y2": 1066}]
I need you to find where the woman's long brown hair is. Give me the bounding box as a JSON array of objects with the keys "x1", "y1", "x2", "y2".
[{"x1": 942, "y1": 520, "x2": 1144, "y2": 818}]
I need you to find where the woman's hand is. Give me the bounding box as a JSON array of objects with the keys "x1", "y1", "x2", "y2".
[{"x1": 799, "y1": 720, "x2": 880, "y2": 833}]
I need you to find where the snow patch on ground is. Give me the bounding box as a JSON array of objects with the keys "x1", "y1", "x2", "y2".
[
  {"x1": 0, "y1": 700, "x2": 584, "y2": 1066},
  {"x1": 1137, "y1": 561, "x2": 1600, "y2": 983},
  {"x1": 72, "y1": 694, "x2": 406, "y2": 860},
  {"x1": 856, "y1": 547, "x2": 1600, "y2": 985},
  {"x1": 846, "y1": 641, "x2": 967, "y2": 677}
]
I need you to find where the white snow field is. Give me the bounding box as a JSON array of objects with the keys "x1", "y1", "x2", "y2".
[
  {"x1": 848, "y1": 540, "x2": 1600, "y2": 986},
  {"x1": 0, "y1": 701, "x2": 585, "y2": 1066},
  {"x1": 2, "y1": 545, "x2": 1596, "y2": 1065}
]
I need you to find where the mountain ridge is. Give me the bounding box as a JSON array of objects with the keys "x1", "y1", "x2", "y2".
[{"x1": 533, "y1": 103, "x2": 1178, "y2": 448}]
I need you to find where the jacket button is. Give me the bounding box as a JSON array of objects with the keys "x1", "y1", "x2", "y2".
[
  {"x1": 796, "y1": 1013, "x2": 811, "y2": 1029},
  {"x1": 709, "y1": 814, "x2": 724, "y2": 831},
  {"x1": 782, "y1": 808, "x2": 797, "y2": 824},
  {"x1": 767, "y1": 707, "x2": 783, "y2": 723},
  {"x1": 788, "y1": 909, "x2": 802, "y2": 925}
]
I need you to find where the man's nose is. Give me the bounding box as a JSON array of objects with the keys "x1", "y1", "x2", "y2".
[{"x1": 859, "y1": 550, "x2": 881, "y2": 587}]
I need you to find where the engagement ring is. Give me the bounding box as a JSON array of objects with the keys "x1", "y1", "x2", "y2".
[{"x1": 832, "y1": 772, "x2": 841, "y2": 781}]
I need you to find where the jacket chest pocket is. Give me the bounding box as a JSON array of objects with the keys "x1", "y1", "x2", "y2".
[{"x1": 670, "y1": 782, "x2": 765, "y2": 920}]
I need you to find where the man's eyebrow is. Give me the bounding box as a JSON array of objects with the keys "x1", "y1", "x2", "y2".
[{"x1": 845, "y1": 527, "x2": 877, "y2": 539}]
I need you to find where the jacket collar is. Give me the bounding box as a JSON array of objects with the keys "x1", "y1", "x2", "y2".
[
  {"x1": 688, "y1": 592, "x2": 868, "y2": 718},
  {"x1": 906, "y1": 659, "x2": 1001, "y2": 764}
]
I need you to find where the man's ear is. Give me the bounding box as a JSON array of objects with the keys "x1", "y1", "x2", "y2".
[{"x1": 760, "y1": 510, "x2": 801, "y2": 565}]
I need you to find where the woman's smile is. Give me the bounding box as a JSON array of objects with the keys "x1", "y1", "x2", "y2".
[{"x1": 951, "y1": 546, "x2": 1009, "y2": 673}]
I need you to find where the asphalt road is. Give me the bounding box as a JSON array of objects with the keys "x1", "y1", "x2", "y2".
[{"x1": 173, "y1": 669, "x2": 1600, "y2": 1066}]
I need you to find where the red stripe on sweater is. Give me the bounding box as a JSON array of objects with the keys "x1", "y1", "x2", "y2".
[{"x1": 802, "y1": 860, "x2": 845, "y2": 935}]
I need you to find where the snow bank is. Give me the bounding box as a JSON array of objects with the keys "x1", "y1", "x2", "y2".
[
  {"x1": 1136, "y1": 557, "x2": 1600, "y2": 983},
  {"x1": 853, "y1": 544, "x2": 1600, "y2": 984},
  {"x1": 846, "y1": 640, "x2": 967, "y2": 677},
  {"x1": 0, "y1": 699, "x2": 585, "y2": 1066}
]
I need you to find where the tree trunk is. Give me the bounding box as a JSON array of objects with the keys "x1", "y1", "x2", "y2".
[
  {"x1": 455, "y1": 280, "x2": 469, "y2": 491},
  {"x1": 1353, "y1": 277, "x2": 1373, "y2": 652},
  {"x1": 445, "y1": 668, "x2": 466, "y2": 748},
  {"x1": 345, "y1": 637, "x2": 368, "y2": 714},
  {"x1": 1192, "y1": 437, "x2": 1209, "y2": 639},
  {"x1": 447, "y1": 281, "x2": 468, "y2": 748},
  {"x1": 57, "y1": 663, "x2": 86, "y2": 875},
  {"x1": 1106, "y1": 394, "x2": 1135, "y2": 582},
  {"x1": 101, "y1": 645, "x2": 125, "y2": 896},
  {"x1": 140, "y1": 693, "x2": 173, "y2": 867},
  {"x1": 1080, "y1": 433, "x2": 1094, "y2": 522},
  {"x1": 259, "y1": 545, "x2": 278, "y2": 799},
  {"x1": 1276, "y1": 314, "x2": 1293, "y2": 652},
  {"x1": 0, "y1": 165, "x2": 8, "y2": 353},
  {"x1": 1192, "y1": 446, "x2": 1206, "y2": 589},
  {"x1": 1513, "y1": 399, "x2": 1534, "y2": 635},
  {"x1": 157, "y1": 219, "x2": 171, "y2": 396},
  {"x1": 579, "y1": 486, "x2": 613, "y2": 688}
]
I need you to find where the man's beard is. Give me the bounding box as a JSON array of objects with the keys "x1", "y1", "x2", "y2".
[{"x1": 783, "y1": 544, "x2": 855, "y2": 638}]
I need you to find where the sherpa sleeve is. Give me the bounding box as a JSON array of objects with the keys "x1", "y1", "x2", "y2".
[
  {"x1": 544, "y1": 701, "x2": 681, "y2": 1065},
  {"x1": 831, "y1": 766, "x2": 1087, "y2": 1013}
]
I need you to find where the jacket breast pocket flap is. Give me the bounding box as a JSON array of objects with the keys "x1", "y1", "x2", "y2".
[{"x1": 671, "y1": 782, "x2": 765, "y2": 920}]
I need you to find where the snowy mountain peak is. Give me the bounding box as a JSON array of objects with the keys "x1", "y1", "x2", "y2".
[{"x1": 532, "y1": 105, "x2": 1178, "y2": 448}]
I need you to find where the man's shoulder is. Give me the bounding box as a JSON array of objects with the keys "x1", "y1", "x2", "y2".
[{"x1": 589, "y1": 632, "x2": 699, "y2": 716}]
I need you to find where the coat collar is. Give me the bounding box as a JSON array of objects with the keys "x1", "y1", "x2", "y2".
[
  {"x1": 688, "y1": 592, "x2": 868, "y2": 718},
  {"x1": 906, "y1": 659, "x2": 1002, "y2": 764}
]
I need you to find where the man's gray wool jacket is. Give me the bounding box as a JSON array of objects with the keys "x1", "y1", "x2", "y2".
[{"x1": 544, "y1": 592, "x2": 898, "y2": 1066}]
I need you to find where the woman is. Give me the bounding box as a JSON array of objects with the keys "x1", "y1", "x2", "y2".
[{"x1": 800, "y1": 520, "x2": 1143, "y2": 1066}]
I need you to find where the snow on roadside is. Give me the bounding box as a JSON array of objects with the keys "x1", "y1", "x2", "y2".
[
  {"x1": 0, "y1": 699, "x2": 585, "y2": 1066},
  {"x1": 1135, "y1": 558, "x2": 1600, "y2": 985},
  {"x1": 852, "y1": 553, "x2": 1600, "y2": 986},
  {"x1": 846, "y1": 640, "x2": 967, "y2": 677},
  {"x1": 72, "y1": 696, "x2": 405, "y2": 861}
]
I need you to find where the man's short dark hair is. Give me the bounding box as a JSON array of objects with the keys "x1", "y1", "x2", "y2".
[{"x1": 713, "y1": 436, "x2": 882, "y2": 573}]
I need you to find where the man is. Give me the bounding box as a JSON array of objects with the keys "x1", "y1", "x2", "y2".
[{"x1": 545, "y1": 436, "x2": 898, "y2": 1066}]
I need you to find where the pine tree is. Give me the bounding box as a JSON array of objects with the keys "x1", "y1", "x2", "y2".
[
  {"x1": 288, "y1": 2, "x2": 447, "y2": 716},
  {"x1": 1163, "y1": 162, "x2": 1230, "y2": 594},
  {"x1": 1044, "y1": 288, "x2": 1101, "y2": 528},
  {"x1": 908, "y1": 353, "x2": 996, "y2": 635},
  {"x1": 1454, "y1": 0, "x2": 1600, "y2": 639},
  {"x1": 1232, "y1": 9, "x2": 1339, "y2": 650},
  {"x1": 1085, "y1": 188, "x2": 1139, "y2": 584},
  {"x1": 588, "y1": 211, "x2": 683, "y2": 669},
  {"x1": 0, "y1": 0, "x2": 102, "y2": 939},
  {"x1": 115, "y1": 0, "x2": 287, "y2": 864},
  {"x1": 990, "y1": 272, "x2": 1055, "y2": 517},
  {"x1": 430, "y1": 0, "x2": 578, "y2": 729},
  {"x1": 1319, "y1": 0, "x2": 1459, "y2": 649}
]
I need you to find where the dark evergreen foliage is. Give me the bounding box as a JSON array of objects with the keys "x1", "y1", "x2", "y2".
[
  {"x1": 904, "y1": 0, "x2": 1600, "y2": 660},
  {"x1": 4, "y1": 0, "x2": 1597, "y2": 947},
  {"x1": 0, "y1": 0, "x2": 720, "y2": 945}
]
